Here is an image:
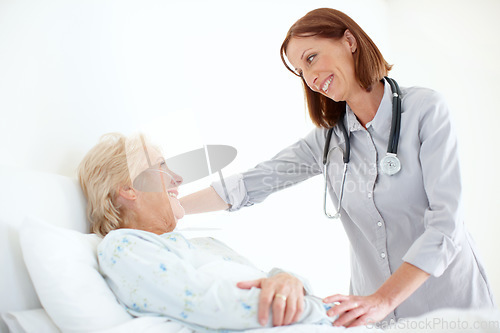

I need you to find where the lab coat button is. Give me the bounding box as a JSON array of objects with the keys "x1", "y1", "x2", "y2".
[
  {"x1": 380, "y1": 252, "x2": 386, "y2": 259},
  {"x1": 377, "y1": 221, "x2": 383, "y2": 227},
  {"x1": 368, "y1": 192, "x2": 372, "y2": 198}
]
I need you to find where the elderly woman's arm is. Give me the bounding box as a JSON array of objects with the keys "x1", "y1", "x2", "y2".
[{"x1": 98, "y1": 229, "x2": 331, "y2": 330}]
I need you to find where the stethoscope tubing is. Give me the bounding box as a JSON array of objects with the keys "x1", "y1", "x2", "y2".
[
  {"x1": 322, "y1": 77, "x2": 402, "y2": 219},
  {"x1": 323, "y1": 148, "x2": 347, "y2": 219},
  {"x1": 386, "y1": 77, "x2": 402, "y2": 154}
]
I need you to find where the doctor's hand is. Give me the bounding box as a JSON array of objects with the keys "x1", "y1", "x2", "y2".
[
  {"x1": 237, "y1": 273, "x2": 305, "y2": 327},
  {"x1": 323, "y1": 293, "x2": 392, "y2": 327}
]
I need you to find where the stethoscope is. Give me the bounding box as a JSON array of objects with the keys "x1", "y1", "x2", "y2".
[{"x1": 322, "y1": 76, "x2": 402, "y2": 219}]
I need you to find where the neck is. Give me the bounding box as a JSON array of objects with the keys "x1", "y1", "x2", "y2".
[
  {"x1": 124, "y1": 207, "x2": 175, "y2": 235},
  {"x1": 346, "y1": 81, "x2": 385, "y2": 128}
]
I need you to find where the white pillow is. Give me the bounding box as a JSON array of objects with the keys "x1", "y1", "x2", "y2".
[
  {"x1": 19, "y1": 216, "x2": 132, "y2": 332},
  {"x1": 1, "y1": 308, "x2": 59, "y2": 333}
]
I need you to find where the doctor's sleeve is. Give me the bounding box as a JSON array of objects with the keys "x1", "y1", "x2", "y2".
[
  {"x1": 211, "y1": 130, "x2": 324, "y2": 211},
  {"x1": 402, "y1": 92, "x2": 464, "y2": 277}
]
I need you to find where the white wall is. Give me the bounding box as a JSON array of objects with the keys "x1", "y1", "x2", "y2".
[
  {"x1": 0, "y1": 0, "x2": 497, "y2": 305},
  {"x1": 0, "y1": 0, "x2": 388, "y2": 299},
  {"x1": 386, "y1": 0, "x2": 500, "y2": 304}
]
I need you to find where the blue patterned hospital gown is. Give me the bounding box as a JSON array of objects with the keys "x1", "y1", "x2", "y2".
[{"x1": 98, "y1": 229, "x2": 333, "y2": 332}]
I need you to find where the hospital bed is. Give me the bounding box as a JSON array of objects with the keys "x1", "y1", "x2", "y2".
[{"x1": 1, "y1": 164, "x2": 499, "y2": 333}]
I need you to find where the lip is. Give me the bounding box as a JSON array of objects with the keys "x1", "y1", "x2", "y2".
[
  {"x1": 321, "y1": 74, "x2": 334, "y2": 93},
  {"x1": 167, "y1": 188, "x2": 179, "y2": 197}
]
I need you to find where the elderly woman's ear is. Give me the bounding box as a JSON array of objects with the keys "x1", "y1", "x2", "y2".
[{"x1": 117, "y1": 186, "x2": 137, "y2": 204}]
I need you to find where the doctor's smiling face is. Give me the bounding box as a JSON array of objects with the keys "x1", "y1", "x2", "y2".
[{"x1": 285, "y1": 33, "x2": 360, "y2": 103}]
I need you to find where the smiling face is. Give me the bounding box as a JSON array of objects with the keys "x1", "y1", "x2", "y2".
[
  {"x1": 285, "y1": 32, "x2": 359, "y2": 103},
  {"x1": 124, "y1": 141, "x2": 185, "y2": 234},
  {"x1": 135, "y1": 148, "x2": 185, "y2": 222},
  {"x1": 150, "y1": 157, "x2": 185, "y2": 222}
]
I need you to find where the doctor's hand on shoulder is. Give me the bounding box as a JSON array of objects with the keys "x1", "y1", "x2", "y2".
[{"x1": 237, "y1": 272, "x2": 305, "y2": 327}]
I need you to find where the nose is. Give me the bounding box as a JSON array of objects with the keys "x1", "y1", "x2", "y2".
[
  {"x1": 303, "y1": 70, "x2": 319, "y2": 92},
  {"x1": 171, "y1": 172, "x2": 183, "y2": 186}
]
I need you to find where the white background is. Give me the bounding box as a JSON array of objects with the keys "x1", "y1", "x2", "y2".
[{"x1": 1, "y1": 0, "x2": 498, "y2": 302}]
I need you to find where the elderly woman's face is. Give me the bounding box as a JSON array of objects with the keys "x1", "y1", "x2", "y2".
[
  {"x1": 286, "y1": 34, "x2": 357, "y2": 103},
  {"x1": 145, "y1": 156, "x2": 185, "y2": 221},
  {"x1": 131, "y1": 146, "x2": 185, "y2": 233}
]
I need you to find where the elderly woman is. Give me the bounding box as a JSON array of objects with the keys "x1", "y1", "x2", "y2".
[{"x1": 77, "y1": 133, "x2": 334, "y2": 331}]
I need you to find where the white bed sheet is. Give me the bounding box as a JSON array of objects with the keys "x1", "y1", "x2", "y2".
[
  {"x1": 4, "y1": 307, "x2": 500, "y2": 333},
  {"x1": 101, "y1": 309, "x2": 500, "y2": 333},
  {"x1": 87, "y1": 307, "x2": 500, "y2": 333}
]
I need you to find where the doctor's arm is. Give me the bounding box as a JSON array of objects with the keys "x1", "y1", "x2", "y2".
[
  {"x1": 179, "y1": 186, "x2": 229, "y2": 214},
  {"x1": 181, "y1": 129, "x2": 324, "y2": 216}
]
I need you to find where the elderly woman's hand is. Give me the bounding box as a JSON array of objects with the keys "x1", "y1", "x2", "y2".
[{"x1": 237, "y1": 272, "x2": 305, "y2": 327}]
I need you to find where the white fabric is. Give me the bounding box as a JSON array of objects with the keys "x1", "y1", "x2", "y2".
[
  {"x1": 19, "y1": 217, "x2": 133, "y2": 332},
  {"x1": 0, "y1": 308, "x2": 193, "y2": 333},
  {"x1": 1, "y1": 308, "x2": 59, "y2": 333},
  {"x1": 3, "y1": 307, "x2": 500, "y2": 333},
  {"x1": 96, "y1": 317, "x2": 191, "y2": 333},
  {"x1": 0, "y1": 164, "x2": 89, "y2": 332}
]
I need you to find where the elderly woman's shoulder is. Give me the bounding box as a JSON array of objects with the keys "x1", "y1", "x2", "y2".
[
  {"x1": 98, "y1": 228, "x2": 161, "y2": 252},
  {"x1": 98, "y1": 228, "x2": 193, "y2": 254}
]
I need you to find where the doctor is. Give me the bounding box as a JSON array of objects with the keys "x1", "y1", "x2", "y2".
[{"x1": 180, "y1": 8, "x2": 495, "y2": 328}]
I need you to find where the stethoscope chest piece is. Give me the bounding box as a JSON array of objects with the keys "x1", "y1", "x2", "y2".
[{"x1": 380, "y1": 153, "x2": 401, "y2": 176}]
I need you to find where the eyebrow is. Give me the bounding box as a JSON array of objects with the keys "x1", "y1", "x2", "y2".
[
  {"x1": 301, "y1": 48, "x2": 312, "y2": 60},
  {"x1": 294, "y1": 48, "x2": 313, "y2": 74}
]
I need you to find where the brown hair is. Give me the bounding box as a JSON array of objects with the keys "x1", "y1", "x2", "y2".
[{"x1": 280, "y1": 8, "x2": 392, "y2": 128}]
